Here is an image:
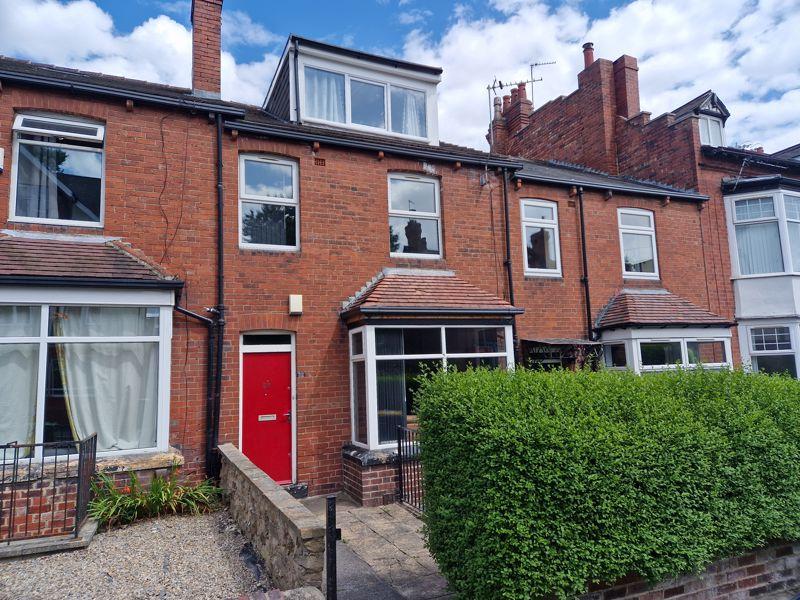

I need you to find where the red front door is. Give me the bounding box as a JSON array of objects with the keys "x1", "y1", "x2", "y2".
[{"x1": 242, "y1": 352, "x2": 292, "y2": 484}]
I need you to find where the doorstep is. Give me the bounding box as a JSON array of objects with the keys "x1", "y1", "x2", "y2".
[{"x1": 0, "y1": 519, "x2": 98, "y2": 560}]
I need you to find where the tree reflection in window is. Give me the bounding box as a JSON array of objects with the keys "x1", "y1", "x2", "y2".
[{"x1": 241, "y1": 202, "x2": 296, "y2": 247}]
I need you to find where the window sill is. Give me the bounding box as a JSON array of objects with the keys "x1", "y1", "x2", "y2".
[
  {"x1": 239, "y1": 244, "x2": 301, "y2": 255},
  {"x1": 622, "y1": 274, "x2": 660, "y2": 281},
  {"x1": 524, "y1": 272, "x2": 563, "y2": 280},
  {"x1": 96, "y1": 447, "x2": 184, "y2": 474},
  {"x1": 7, "y1": 217, "x2": 104, "y2": 229}
]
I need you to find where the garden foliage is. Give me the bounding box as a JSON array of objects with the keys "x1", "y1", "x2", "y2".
[{"x1": 416, "y1": 368, "x2": 800, "y2": 599}]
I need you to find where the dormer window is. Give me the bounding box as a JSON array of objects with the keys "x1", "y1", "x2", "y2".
[
  {"x1": 699, "y1": 115, "x2": 725, "y2": 147},
  {"x1": 265, "y1": 36, "x2": 441, "y2": 145}
]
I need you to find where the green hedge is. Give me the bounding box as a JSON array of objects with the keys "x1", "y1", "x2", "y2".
[{"x1": 416, "y1": 368, "x2": 800, "y2": 599}]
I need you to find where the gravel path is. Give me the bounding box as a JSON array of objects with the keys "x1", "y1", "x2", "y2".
[{"x1": 0, "y1": 510, "x2": 272, "y2": 600}]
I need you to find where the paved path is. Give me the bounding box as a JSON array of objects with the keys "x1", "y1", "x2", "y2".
[{"x1": 302, "y1": 495, "x2": 452, "y2": 600}]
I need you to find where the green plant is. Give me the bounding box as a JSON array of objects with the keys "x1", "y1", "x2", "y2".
[
  {"x1": 415, "y1": 367, "x2": 800, "y2": 600},
  {"x1": 88, "y1": 469, "x2": 222, "y2": 527}
]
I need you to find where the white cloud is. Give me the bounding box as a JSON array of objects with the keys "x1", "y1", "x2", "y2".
[
  {"x1": 222, "y1": 10, "x2": 281, "y2": 48},
  {"x1": 398, "y1": 8, "x2": 432, "y2": 25},
  {"x1": 403, "y1": 0, "x2": 800, "y2": 152}
]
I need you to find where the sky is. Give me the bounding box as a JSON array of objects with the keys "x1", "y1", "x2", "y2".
[{"x1": 0, "y1": 0, "x2": 798, "y2": 153}]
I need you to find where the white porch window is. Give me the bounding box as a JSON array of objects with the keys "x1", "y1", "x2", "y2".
[
  {"x1": 521, "y1": 199, "x2": 561, "y2": 276},
  {"x1": 749, "y1": 326, "x2": 797, "y2": 377},
  {"x1": 602, "y1": 330, "x2": 731, "y2": 374},
  {"x1": 239, "y1": 155, "x2": 299, "y2": 250},
  {"x1": 618, "y1": 208, "x2": 659, "y2": 279},
  {"x1": 388, "y1": 174, "x2": 441, "y2": 258},
  {"x1": 0, "y1": 290, "x2": 172, "y2": 457},
  {"x1": 349, "y1": 324, "x2": 514, "y2": 449},
  {"x1": 10, "y1": 113, "x2": 105, "y2": 227}
]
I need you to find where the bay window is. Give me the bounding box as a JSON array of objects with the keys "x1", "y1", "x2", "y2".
[
  {"x1": 388, "y1": 174, "x2": 441, "y2": 258},
  {"x1": 0, "y1": 298, "x2": 171, "y2": 457},
  {"x1": 602, "y1": 332, "x2": 731, "y2": 373},
  {"x1": 349, "y1": 325, "x2": 514, "y2": 449},
  {"x1": 521, "y1": 199, "x2": 561, "y2": 276},
  {"x1": 239, "y1": 155, "x2": 299, "y2": 250},
  {"x1": 618, "y1": 208, "x2": 659, "y2": 278},
  {"x1": 10, "y1": 113, "x2": 105, "y2": 227}
]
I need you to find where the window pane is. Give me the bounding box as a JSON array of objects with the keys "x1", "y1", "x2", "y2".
[
  {"x1": 376, "y1": 328, "x2": 442, "y2": 356},
  {"x1": 620, "y1": 212, "x2": 652, "y2": 228},
  {"x1": 523, "y1": 204, "x2": 554, "y2": 221},
  {"x1": 389, "y1": 217, "x2": 440, "y2": 255},
  {"x1": 305, "y1": 67, "x2": 345, "y2": 123},
  {"x1": 376, "y1": 358, "x2": 440, "y2": 444},
  {"x1": 49, "y1": 306, "x2": 159, "y2": 337},
  {"x1": 751, "y1": 327, "x2": 792, "y2": 351},
  {"x1": 735, "y1": 197, "x2": 775, "y2": 220},
  {"x1": 788, "y1": 222, "x2": 800, "y2": 272},
  {"x1": 709, "y1": 119, "x2": 723, "y2": 147},
  {"x1": 242, "y1": 334, "x2": 291, "y2": 346},
  {"x1": 389, "y1": 178, "x2": 437, "y2": 214},
  {"x1": 752, "y1": 355, "x2": 797, "y2": 377},
  {"x1": 19, "y1": 117, "x2": 100, "y2": 139},
  {"x1": 352, "y1": 361, "x2": 368, "y2": 445},
  {"x1": 604, "y1": 344, "x2": 627, "y2": 368},
  {"x1": 0, "y1": 305, "x2": 40, "y2": 337},
  {"x1": 243, "y1": 160, "x2": 294, "y2": 199},
  {"x1": 45, "y1": 342, "x2": 158, "y2": 451},
  {"x1": 15, "y1": 142, "x2": 102, "y2": 223},
  {"x1": 448, "y1": 356, "x2": 507, "y2": 371},
  {"x1": 687, "y1": 341, "x2": 727, "y2": 364},
  {"x1": 525, "y1": 226, "x2": 558, "y2": 270},
  {"x1": 786, "y1": 196, "x2": 800, "y2": 221},
  {"x1": 622, "y1": 232, "x2": 656, "y2": 273},
  {"x1": 351, "y1": 331, "x2": 364, "y2": 356},
  {"x1": 735, "y1": 221, "x2": 783, "y2": 275},
  {"x1": 351, "y1": 80, "x2": 386, "y2": 129},
  {"x1": 242, "y1": 201, "x2": 297, "y2": 247},
  {"x1": 445, "y1": 328, "x2": 505, "y2": 354},
  {"x1": 640, "y1": 342, "x2": 682, "y2": 366},
  {"x1": 699, "y1": 117, "x2": 710, "y2": 146},
  {"x1": 391, "y1": 87, "x2": 427, "y2": 137},
  {"x1": 0, "y1": 343, "x2": 38, "y2": 447}
]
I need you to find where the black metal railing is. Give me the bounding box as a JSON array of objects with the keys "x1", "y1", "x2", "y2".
[
  {"x1": 397, "y1": 426, "x2": 423, "y2": 513},
  {"x1": 1, "y1": 434, "x2": 97, "y2": 543}
]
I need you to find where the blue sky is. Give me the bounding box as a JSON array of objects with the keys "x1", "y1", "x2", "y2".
[{"x1": 1, "y1": 0, "x2": 798, "y2": 152}]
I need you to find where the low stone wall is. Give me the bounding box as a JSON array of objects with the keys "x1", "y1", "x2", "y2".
[
  {"x1": 582, "y1": 542, "x2": 800, "y2": 600},
  {"x1": 342, "y1": 445, "x2": 398, "y2": 507},
  {"x1": 218, "y1": 444, "x2": 325, "y2": 591}
]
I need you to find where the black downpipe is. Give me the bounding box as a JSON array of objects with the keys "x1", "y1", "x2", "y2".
[
  {"x1": 500, "y1": 169, "x2": 520, "y2": 361},
  {"x1": 293, "y1": 38, "x2": 301, "y2": 122},
  {"x1": 576, "y1": 186, "x2": 594, "y2": 341}
]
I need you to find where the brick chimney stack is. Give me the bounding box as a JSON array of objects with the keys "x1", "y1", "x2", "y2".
[
  {"x1": 612, "y1": 55, "x2": 640, "y2": 118},
  {"x1": 504, "y1": 83, "x2": 533, "y2": 136},
  {"x1": 191, "y1": 0, "x2": 223, "y2": 98},
  {"x1": 582, "y1": 42, "x2": 595, "y2": 69}
]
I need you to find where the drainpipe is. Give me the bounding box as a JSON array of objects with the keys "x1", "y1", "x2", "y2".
[
  {"x1": 501, "y1": 169, "x2": 520, "y2": 361},
  {"x1": 293, "y1": 37, "x2": 301, "y2": 123},
  {"x1": 576, "y1": 186, "x2": 594, "y2": 341}
]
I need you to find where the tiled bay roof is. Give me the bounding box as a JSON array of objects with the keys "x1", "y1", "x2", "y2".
[{"x1": 595, "y1": 289, "x2": 733, "y2": 331}]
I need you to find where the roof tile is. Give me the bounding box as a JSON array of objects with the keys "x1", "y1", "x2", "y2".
[{"x1": 595, "y1": 290, "x2": 733, "y2": 330}]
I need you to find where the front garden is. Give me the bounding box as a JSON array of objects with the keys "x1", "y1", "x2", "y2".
[{"x1": 416, "y1": 367, "x2": 800, "y2": 599}]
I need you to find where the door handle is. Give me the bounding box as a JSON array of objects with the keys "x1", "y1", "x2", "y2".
[{"x1": 284, "y1": 411, "x2": 292, "y2": 423}]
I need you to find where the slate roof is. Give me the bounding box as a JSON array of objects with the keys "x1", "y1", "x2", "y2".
[
  {"x1": 701, "y1": 146, "x2": 800, "y2": 172},
  {"x1": 595, "y1": 289, "x2": 733, "y2": 331},
  {"x1": 772, "y1": 143, "x2": 800, "y2": 161},
  {"x1": 516, "y1": 159, "x2": 707, "y2": 201},
  {"x1": 341, "y1": 269, "x2": 522, "y2": 318},
  {"x1": 671, "y1": 90, "x2": 730, "y2": 124},
  {"x1": 722, "y1": 175, "x2": 800, "y2": 194},
  {"x1": 0, "y1": 234, "x2": 182, "y2": 288}
]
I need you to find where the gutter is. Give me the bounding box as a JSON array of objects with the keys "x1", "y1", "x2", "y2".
[
  {"x1": 515, "y1": 173, "x2": 707, "y2": 202},
  {"x1": 0, "y1": 275, "x2": 184, "y2": 289},
  {"x1": 0, "y1": 69, "x2": 245, "y2": 117},
  {"x1": 222, "y1": 119, "x2": 524, "y2": 170}
]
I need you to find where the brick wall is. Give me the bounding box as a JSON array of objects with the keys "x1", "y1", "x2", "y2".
[
  {"x1": 0, "y1": 480, "x2": 78, "y2": 541},
  {"x1": 342, "y1": 451, "x2": 398, "y2": 507},
  {"x1": 581, "y1": 542, "x2": 800, "y2": 600}
]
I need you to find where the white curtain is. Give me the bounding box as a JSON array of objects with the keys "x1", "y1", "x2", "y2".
[
  {"x1": 17, "y1": 144, "x2": 60, "y2": 219},
  {"x1": 736, "y1": 222, "x2": 783, "y2": 275},
  {"x1": 305, "y1": 67, "x2": 345, "y2": 123},
  {"x1": 787, "y1": 221, "x2": 800, "y2": 272},
  {"x1": 0, "y1": 344, "x2": 38, "y2": 448},
  {"x1": 392, "y1": 88, "x2": 427, "y2": 137},
  {"x1": 54, "y1": 307, "x2": 159, "y2": 451}
]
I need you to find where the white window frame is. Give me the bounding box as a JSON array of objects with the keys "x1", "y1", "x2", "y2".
[
  {"x1": 724, "y1": 189, "x2": 800, "y2": 278},
  {"x1": 0, "y1": 287, "x2": 173, "y2": 460},
  {"x1": 618, "y1": 208, "x2": 660, "y2": 280},
  {"x1": 297, "y1": 52, "x2": 436, "y2": 143},
  {"x1": 238, "y1": 154, "x2": 300, "y2": 252},
  {"x1": 349, "y1": 324, "x2": 515, "y2": 450},
  {"x1": 602, "y1": 343, "x2": 629, "y2": 370},
  {"x1": 9, "y1": 113, "x2": 106, "y2": 228},
  {"x1": 388, "y1": 173, "x2": 442, "y2": 260},
  {"x1": 520, "y1": 199, "x2": 562, "y2": 277},
  {"x1": 738, "y1": 321, "x2": 799, "y2": 377},
  {"x1": 699, "y1": 116, "x2": 725, "y2": 147}
]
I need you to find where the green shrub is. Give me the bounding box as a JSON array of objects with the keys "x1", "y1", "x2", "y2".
[
  {"x1": 416, "y1": 367, "x2": 800, "y2": 599},
  {"x1": 88, "y1": 469, "x2": 223, "y2": 527}
]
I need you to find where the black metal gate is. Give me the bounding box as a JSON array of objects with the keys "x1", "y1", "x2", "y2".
[
  {"x1": 1, "y1": 434, "x2": 97, "y2": 543},
  {"x1": 397, "y1": 426, "x2": 423, "y2": 513}
]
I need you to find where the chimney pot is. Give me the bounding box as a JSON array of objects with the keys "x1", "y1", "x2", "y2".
[
  {"x1": 582, "y1": 42, "x2": 595, "y2": 69},
  {"x1": 502, "y1": 95, "x2": 511, "y2": 113},
  {"x1": 517, "y1": 82, "x2": 527, "y2": 100}
]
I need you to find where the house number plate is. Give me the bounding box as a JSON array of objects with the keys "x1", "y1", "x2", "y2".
[{"x1": 258, "y1": 414, "x2": 277, "y2": 422}]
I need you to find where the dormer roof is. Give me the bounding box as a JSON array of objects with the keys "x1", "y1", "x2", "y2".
[{"x1": 672, "y1": 90, "x2": 730, "y2": 124}]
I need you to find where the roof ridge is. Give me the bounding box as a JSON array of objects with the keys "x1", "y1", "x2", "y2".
[{"x1": 342, "y1": 271, "x2": 386, "y2": 310}]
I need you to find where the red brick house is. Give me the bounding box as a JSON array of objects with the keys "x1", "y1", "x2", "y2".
[{"x1": 0, "y1": 1, "x2": 737, "y2": 504}]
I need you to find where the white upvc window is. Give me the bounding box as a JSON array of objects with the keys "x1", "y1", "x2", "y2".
[
  {"x1": 239, "y1": 155, "x2": 299, "y2": 251},
  {"x1": 301, "y1": 64, "x2": 429, "y2": 140},
  {"x1": 727, "y1": 190, "x2": 800, "y2": 276},
  {"x1": 388, "y1": 174, "x2": 441, "y2": 259},
  {"x1": 618, "y1": 208, "x2": 659, "y2": 279},
  {"x1": 748, "y1": 326, "x2": 797, "y2": 377},
  {"x1": 603, "y1": 343, "x2": 628, "y2": 369},
  {"x1": 10, "y1": 113, "x2": 105, "y2": 227},
  {"x1": 521, "y1": 199, "x2": 562, "y2": 276},
  {"x1": 0, "y1": 289, "x2": 172, "y2": 459},
  {"x1": 699, "y1": 116, "x2": 725, "y2": 147},
  {"x1": 349, "y1": 324, "x2": 514, "y2": 450},
  {"x1": 638, "y1": 338, "x2": 729, "y2": 372}
]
